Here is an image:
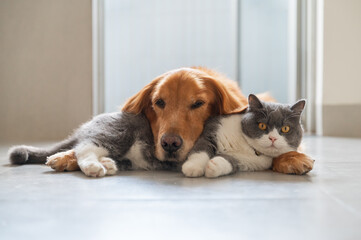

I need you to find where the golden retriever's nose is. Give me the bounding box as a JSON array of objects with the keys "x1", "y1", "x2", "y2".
[{"x1": 161, "y1": 134, "x2": 183, "y2": 153}]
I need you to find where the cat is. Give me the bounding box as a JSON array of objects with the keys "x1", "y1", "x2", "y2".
[
  {"x1": 8, "y1": 112, "x2": 177, "y2": 177},
  {"x1": 182, "y1": 94, "x2": 308, "y2": 178}
]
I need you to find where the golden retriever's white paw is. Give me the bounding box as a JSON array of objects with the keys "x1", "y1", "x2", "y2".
[
  {"x1": 182, "y1": 152, "x2": 210, "y2": 178},
  {"x1": 205, "y1": 156, "x2": 232, "y2": 178},
  {"x1": 99, "y1": 157, "x2": 118, "y2": 175},
  {"x1": 80, "y1": 159, "x2": 106, "y2": 177}
]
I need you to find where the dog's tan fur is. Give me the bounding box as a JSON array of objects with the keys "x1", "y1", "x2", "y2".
[
  {"x1": 272, "y1": 151, "x2": 314, "y2": 175},
  {"x1": 46, "y1": 150, "x2": 79, "y2": 171}
]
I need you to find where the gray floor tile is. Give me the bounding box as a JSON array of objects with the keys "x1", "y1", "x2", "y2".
[{"x1": 1, "y1": 136, "x2": 361, "y2": 240}]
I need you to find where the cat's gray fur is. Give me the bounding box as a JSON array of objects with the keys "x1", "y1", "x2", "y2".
[
  {"x1": 182, "y1": 94, "x2": 306, "y2": 177},
  {"x1": 9, "y1": 112, "x2": 177, "y2": 171}
]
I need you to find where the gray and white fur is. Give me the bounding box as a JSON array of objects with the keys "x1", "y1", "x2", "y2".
[
  {"x1": 182, "y1": 94, "x2": 306, "y2": 178},
  {"x1": 9, "y1": 112, "x2": 177, "y2": 177}
]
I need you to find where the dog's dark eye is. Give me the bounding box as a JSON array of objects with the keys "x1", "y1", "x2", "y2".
[
  {"x1": 155, "y1": 99, "x2": 165, "y2": 109},
  {"x1": 191, "y1": 100, "x2": 205, "y2": 109}
]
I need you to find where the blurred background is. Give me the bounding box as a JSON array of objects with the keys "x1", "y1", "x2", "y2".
[{"x1": 0, "y1": 0, "x2": 360, "y2": 143}]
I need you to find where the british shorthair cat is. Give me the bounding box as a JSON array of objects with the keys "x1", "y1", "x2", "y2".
[{"x1": 182, "y1": 94, "x2": 311, "y2": 178}]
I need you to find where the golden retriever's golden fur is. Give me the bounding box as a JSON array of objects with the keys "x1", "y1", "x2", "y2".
[
  {"x1": 122, "y1": 67, "x2": 248, "y2": 162},
  {"x1": 272, "y1": 151, "x2": 314, "y2": 175}
]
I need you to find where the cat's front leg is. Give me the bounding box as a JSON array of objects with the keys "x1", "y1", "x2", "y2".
[
  {"x1": 272, "y1": 151, "x2": 314, "y2": 175},
  {"x1": 182, "y1": 131, "x2": 216, "y2": 177},
  {"x1": 205, "y1": 154, "x2": 237, "y2": 178},
  {"x1": 182, "y1": 152, "x2": 210, "y2": 177},
  {"x1": 75, "y1": 142, "x2": 118, "y2": 177}
]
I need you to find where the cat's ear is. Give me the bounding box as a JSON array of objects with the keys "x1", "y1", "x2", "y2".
[
  {"x1": 248, "y1": 94, "x2": 263, "y2": 109},
  {"x1": 291, "y1": 99, "x2": 306, "y2": 114}
]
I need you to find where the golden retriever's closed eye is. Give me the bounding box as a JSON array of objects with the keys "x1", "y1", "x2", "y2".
[{"x1": 122, "y1": 67, "x2": 248, "y2": 162}]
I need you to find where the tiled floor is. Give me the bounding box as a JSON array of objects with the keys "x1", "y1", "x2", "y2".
[{"x1": 1, "y1": 136, "x2": 361, "y2": 240}]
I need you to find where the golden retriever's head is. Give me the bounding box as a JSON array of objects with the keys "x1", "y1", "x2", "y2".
[{"x1": 122, "y1": 67, "x2": 247, "y2": 162}]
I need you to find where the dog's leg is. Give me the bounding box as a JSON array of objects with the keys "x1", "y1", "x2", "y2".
[
  {"x1": 46, "y1": 149, "x2": 80, "y2": 171},
  {"x1": 272, "y1": 151, "x2": 315, "y2": 175}
]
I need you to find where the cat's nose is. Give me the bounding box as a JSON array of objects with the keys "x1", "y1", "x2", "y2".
[{"x1": 269, "y1": 136, "x2": 277, "y2": 143}]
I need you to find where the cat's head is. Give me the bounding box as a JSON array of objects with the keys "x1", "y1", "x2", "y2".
[{"x1": 241, "y1": 94, "x2": 306, "y2": 157}]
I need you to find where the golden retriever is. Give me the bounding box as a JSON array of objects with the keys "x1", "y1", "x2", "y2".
[{"x1": 122, "y1": 67, "x2": 248, "y2": 162}]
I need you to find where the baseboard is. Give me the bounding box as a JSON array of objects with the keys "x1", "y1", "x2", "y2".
[{"x1": 323, "y1": 104, "x2": 361, "y2": 138}]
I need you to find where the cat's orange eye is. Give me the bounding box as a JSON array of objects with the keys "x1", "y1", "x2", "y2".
[
  {"x1": 258, "y1": 123, "x2": 267, "y2": 130},
  {"x1": 281, "y1": 126, "x2": 290, "y2": 133}
]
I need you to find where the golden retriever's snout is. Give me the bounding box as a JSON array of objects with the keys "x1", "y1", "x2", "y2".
[{"x1": 161, "y1": 134, "x2": 183, "y2": 154}]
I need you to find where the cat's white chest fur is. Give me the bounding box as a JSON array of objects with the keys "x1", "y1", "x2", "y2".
[
  {"x1": 216, "y1": 115, "x2": 248, "y2": 153},
  {"x1": 215, "y1": 115, "x2": 273, "y2": 171}
]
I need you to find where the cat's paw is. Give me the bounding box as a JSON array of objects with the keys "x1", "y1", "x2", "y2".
[
  {"x1": 272, "y1": 151, "x2": 315, "y2": 175},
  {"x1": 99, "y1": 157, "x2": 118, "y2": 175},
  {"x1": 79, "y1": 158, "x2": 107, "y2": 177},
  {"x1": 46, "y1": 150, "x2": 80, "y2": 171},
  {"x1": 182, "y1": 161, "x2": 205, "y2": 177},
  {"x1": 205, "y1": 156, "x2": 232, "y2": 178},
  {"x1": 182, "y1": 152, "x2": 210, "y2": 178}
]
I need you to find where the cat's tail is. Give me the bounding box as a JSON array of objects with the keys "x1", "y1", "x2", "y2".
[{"x1": 8, "y1": 137, "x2": 77, "y2": 164}]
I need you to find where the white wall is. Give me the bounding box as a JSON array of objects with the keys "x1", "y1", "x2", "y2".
[
  {"x1": 323, "y1": 0, "x2": 361, "y2": 105},
  {"x1": 322, "y1": 0, "x2": 361, "y2": 137}
]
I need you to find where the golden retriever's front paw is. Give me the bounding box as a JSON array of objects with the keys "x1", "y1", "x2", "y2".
[
  {"x1": 46, "y1": 150, "x2": 80, "y2": 171},
  {"x1": 272, "y1": 151, "x2": 314, "y2": 175}
]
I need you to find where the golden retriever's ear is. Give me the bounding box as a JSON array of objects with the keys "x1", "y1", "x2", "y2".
[
  {"x1": 204, "y1": 77, "x2": 248, "y2": 115},
  {"x1": 228, "y1": 106, "x2": 248, "y2": 114},
  {"x1": 255, "y1": 92, "x2": 277, "y2": 103},
  {"x1": 121, "y1": 76, "x2": 162, "y2": 114},
  {"x1": 122, "y1": 82, "x2": 153, "y2": 114}
]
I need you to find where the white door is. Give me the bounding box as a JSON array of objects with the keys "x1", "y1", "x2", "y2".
[{"x1": 103, "y1": 0, "x2": 239, "y2": 112}]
